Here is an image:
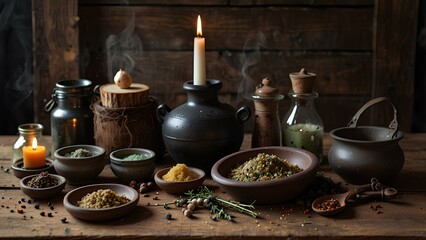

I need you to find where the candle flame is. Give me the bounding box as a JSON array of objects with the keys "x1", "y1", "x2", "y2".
[
  {"x1": 31, "y1": 138, "x2": 38, "y2": 150},
  {"x1": 197, "y1": 15, "x2": 202, "y2": 37}
]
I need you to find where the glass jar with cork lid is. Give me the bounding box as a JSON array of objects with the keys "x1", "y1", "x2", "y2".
[{"x1": 281, "y1": 68, "x2": 324, "y2": 163}]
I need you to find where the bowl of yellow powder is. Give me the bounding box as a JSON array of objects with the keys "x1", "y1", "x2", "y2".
[{"x1": 154, "y1": 163, "x2": 206, "y2": 195}]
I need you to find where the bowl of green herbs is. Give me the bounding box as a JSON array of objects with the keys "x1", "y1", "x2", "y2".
[
  {"x1": 109, "y1": 148, "x2": 156, "y2": 183},
  {"x1": 211, "y1": 146, "x2": 319, "y2": 204}
]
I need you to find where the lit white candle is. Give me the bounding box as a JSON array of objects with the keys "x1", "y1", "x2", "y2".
[{"x1": 193, "y1": 15, "x2": 206, "y2": 85}]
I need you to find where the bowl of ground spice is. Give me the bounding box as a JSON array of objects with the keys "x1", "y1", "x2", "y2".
[
  {"x1": 109, "y1": 148, "x2": 156, "y2": 182},
  {"x1": 154, "y1": 163, "x2": 206, "y2": 195},
  {"x1": 53, "y1": 145, "x2": 106, "y2": 185},
  {"x1": 211, "y1": 146, "x2": 319, "y2": 204},
  {"x1": 63, "y1": 183, "x2": 139, "y2": 221},
  {"x1": 19, "y1": 171, "x2": 66, "y2": 199}
]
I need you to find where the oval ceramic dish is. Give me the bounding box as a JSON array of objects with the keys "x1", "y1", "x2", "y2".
[
  {"x1": 211, "y1": 146, "x2": 319, "y2": 204},
  {"x1": 63, "y1": 183, "x2": 139, "y2": 221},
  {"x1": 20, "y1": 174, "x2": 66, "y2": 199},
  {"x1": 154, "y1": 167, "x2": 206, "y2": 195}
]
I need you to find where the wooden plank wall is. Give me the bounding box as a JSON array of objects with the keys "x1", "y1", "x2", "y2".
[{"x1": 33, "y1": 0, "x2": 418, "y2": 134}]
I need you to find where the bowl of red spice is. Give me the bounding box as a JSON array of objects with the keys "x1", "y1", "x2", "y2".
[
  {"x1": 211, "y1": 146, "x2": 319, "y2": 204},
  {"x1": 19, "y1": 171, "x2": 66, "y2": 199}
]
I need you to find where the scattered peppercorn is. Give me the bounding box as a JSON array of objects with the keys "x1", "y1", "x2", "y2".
[
  {"x1": 27, "y1": 200, "x2": 32, "y2": 204},
  {"x1": 165, "y1": 212, "x2": 172, "y2": 220},
  {"x1": 34, "y1": 203, "x2": 40, "y2": 209},
  {"x1": 47, "y1": 212, "x2": 53, "y2": 217},
  {"x1": 21, "y1": 198, "x2": 26, "y2": 202},
  {"x1": 10, "y1": 209, "x2": 14, "y2": 213},
  {"x1": 60, "y1": 217, "x2": 67, "y2": 223},
  {"x1": 21, "y1": 205, "x2": 26, "y2": 209},
  {"x1": 153, "y1": 196, "x2": 159, "y2": 200},
  {"x1": 17, "y1": 209, "x2": 24, "y2": 214},
  {"x1": 40, "y1": 211, "x2": 45, "y2": 216}
]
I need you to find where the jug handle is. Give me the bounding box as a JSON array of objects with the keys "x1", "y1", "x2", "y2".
[
  {"x1": 156, "y1": 104, "x2": 171, "y2": 124},
  {"x1": 236, "y1": 106, "x2": 251, "y2": 123},
  {"x1": 347, "y1": 97, "x2": 398, "y2": 139}
]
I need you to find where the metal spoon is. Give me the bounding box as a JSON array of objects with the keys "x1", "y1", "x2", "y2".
[{"x1": 311, "y1": 184, "x2": 372, "y2": 216}]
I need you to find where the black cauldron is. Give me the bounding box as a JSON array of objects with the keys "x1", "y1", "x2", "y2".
[
  {"x1": 328, "y1": 97, "x2": 404, "y2": 184},
  {"x1": 157, "y1": 80, "x2": 251, "y2": 172}
]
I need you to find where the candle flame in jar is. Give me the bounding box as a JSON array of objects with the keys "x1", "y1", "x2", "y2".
[
  {"x1": 31, "y1": 138, "x2": 38, "y2": 150},
  {"x1": 197, "y1": 15, "x2": 202, "y2": 37}
]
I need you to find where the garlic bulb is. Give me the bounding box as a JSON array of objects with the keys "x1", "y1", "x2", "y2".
[{"x1": 114, "y1": 69, "x2": 133, "y2": 89}]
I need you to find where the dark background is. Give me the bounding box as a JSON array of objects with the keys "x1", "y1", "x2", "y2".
[{"x1": 0, "y1": 0, "x2": 425, "y2": 135}]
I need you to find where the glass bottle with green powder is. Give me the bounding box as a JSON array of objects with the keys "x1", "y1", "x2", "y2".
[{"x1": 282, "y1": 69, "x2": 324, "y2": 163}]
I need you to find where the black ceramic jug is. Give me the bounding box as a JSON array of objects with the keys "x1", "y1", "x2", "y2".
[{"x1": 157, "y1": 80, "x2": 251, "y2": 172}]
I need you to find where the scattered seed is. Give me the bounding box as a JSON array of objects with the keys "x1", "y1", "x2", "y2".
[
  {"x1": 17, "y1": 209, "x2": 24, "y2": 214},
  {"x1": 21, "y1": 205, "x2": 26, "y2": 209},
  {"x1": 61, "y1": 217, "x2": 68, "y2": 223},
  {"x1": 165, "y1": 213, "x2": 172, "y2": 220},
  {"x1": 10, "y1": 209, "x2": 14, "y2": 213},
  {"x1": 40, "y1": 212, "x2": 45, "y2": 216},
  {"x1": 47, "y1": 212, "x2": 53, "y2": 217},
  {"x1": 34, "y1": 203, "x2": 40, "y2": 209},
  {"x1": 27, "y1": 200, "x2": 32, "y2": 204},
  {"x1": 50, "y1": 206, "x2": 54, "y2": 210}
]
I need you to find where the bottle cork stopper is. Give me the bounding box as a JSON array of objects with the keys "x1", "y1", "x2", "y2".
[
  {"x1": 289, "y1": 68, "x2": 316, "y2": 94},
  {"x1": 255, "y1": 78, "x2": 279, "y2": 98}
]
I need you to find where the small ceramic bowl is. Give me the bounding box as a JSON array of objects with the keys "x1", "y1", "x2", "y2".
[
  {"x1": 63, "y1": 183, "x2": 139, "y2": 221},
  {"x1": 109, "y1": 148, "x2": 156, "y2": 182},
  {"x1": 53, "y1": 145, "x2": 106, "y2": 185},
  {"x1": 20, "y1": 173, "x2": 66, "y2": 199},
  {"x1": 154, "y1": 167, "x2": 206, "y2": 195},
  {"x1": 12, "y1": 159, "x2": 54, "y2": 179},
  {"x1": 211, "y1": 146, "x2": 319, "y2": 204}
]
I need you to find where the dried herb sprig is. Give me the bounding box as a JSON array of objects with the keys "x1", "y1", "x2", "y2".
[
  {"x1": 162, "y1": 186, "x2": 258, "y2": 220},
  {"x1": 187, "y1": 186, "x2": 258, "y2": 220}
]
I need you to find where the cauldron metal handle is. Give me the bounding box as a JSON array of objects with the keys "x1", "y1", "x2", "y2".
[{"x1": 347, "y1": 97, "x2": 398, "y2": 139}]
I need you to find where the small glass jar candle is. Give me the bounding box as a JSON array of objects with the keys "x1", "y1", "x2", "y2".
[{"x1": 12, "y1": 123, "x2": 51, "y2": 164}]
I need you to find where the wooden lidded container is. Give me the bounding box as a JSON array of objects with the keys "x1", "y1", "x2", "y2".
[{"x1": 93, "y1": 79, "x2": 164, "y2": 157}]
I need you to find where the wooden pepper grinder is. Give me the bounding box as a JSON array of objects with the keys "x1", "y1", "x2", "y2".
[{"x1": 251, "y1": 78, "x2": 284, "y2": 147}]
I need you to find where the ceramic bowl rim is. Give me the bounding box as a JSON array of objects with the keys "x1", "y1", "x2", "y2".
[
  {"x1": 154, "y1": 167, "x2": 206, "y2": 185},
  {"x1": 109, "y1": 148, "x2": 155, "y2": 164},
  {"x1": 63, "y1": 183, "x2": 139, "y2": 213},
  {"x1": 211, "y1": 146, "x2": 319, "y2": 187},
  {"x1": 54, "y1": 145, "x2": 106, "y2": 160},
  {"x1": 20, "y1": 173, "x2": 66, "y2": 191}
]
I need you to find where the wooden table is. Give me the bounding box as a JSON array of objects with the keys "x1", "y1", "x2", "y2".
[{"x1": 1, "y1": 134, "x2": 425, "y2": 239}]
